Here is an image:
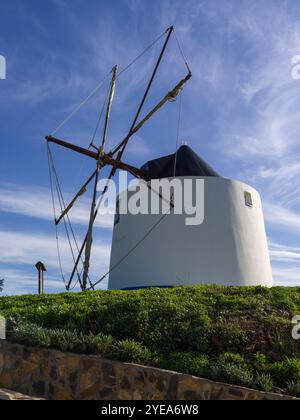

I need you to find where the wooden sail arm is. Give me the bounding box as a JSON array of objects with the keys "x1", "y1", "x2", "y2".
[
  {"x1": 127, "y1": 26, "x2": 174, "y2": 135},
  {"x1": 55, "y1": 169, "x2": 97, "y2": 226},
  {"x1": 110, "y1": 70, "x2": 192, "y2": 157},
  {"x1": 46, "y1": 135, "x2": 145, "y2": 176},
  {"x1": 46, "y1": 136, "x2": 99, "y2": 160},
  {"x1": 82, "y1": 64, "x2": 120, "y2": 290},
  {"x1": 101, "y1": 65, "x2": 118, "y2": 151},
  {"x1": 109, "y1": 26, "x2": 174, "y2": 161},
  {"x1": 103, "y1": 156, "x2": 146, "y2": 178},
  {"x1": 131, "y1": 71, "x2": 192, "y2": 137},
  {"x1": 52, "y1": 156, "x2": 145, "y2": 227},
  {"x1": 54, "y1": 158, "x2": 145, "y2": 226}
]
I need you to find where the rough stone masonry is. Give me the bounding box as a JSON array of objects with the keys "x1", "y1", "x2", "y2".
[{"x1": 0, "y1": 342, "x2": 297, "y2": 401}]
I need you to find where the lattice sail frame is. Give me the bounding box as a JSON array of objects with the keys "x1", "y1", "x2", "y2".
[{"x1": 46, "y1": 26, "x2": 192, "y2": 291}]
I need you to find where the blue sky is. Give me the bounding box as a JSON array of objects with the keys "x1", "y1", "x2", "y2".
[{"x1": 0, "y1": 0, "x2": 300, "y2": 295}]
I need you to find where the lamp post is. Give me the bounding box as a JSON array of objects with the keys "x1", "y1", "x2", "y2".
[{"x1": 35, "y1": 262, "x2": 46, "y2": 295}]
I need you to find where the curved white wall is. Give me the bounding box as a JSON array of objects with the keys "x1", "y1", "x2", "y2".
[{"x1": 108, "y1": 177, "x2": 273, "y2": 290}]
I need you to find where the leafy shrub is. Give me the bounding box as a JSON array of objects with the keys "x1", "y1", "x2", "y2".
[
  {"x1": 9, "y1": 321, "x2": 150, "y2": 362},
  {"x1": 287, "y1": 381, "x2": 300, "y2": 398},
  {"x1": 159, "y1": 353, "x2": 210, "y2": 377},
  {"x1": 270, "y1": 359, "x2": 300, "y2": 387},
  {"x1": 12, "y1": 322, "x2": 52, "y2": 348},
  {"x1": 212, "y1": 363, "x2": 254, "y2": 388},
  {"x1": 112, "y1": 339, "x2": 154, "y2": 364},
  {"x1": 219, "y1": 353, "x2": 246, "y2": 366},
  {"x1": 252, "y1": 353, "x2": 269, "y2": 372},
  {"x1": 85, "y1": 334, "x2": 115, "y2": 356},
  {"x1": 254, "y1": 373, "x2": 274, "y2": 392},
  {"x1": 2, "y1": 286, "x2": 300, "y2": 396}
]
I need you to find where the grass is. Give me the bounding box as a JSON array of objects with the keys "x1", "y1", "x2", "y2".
[{"x1": 1, "y1": 285, "x2": 300, "y2": 396}]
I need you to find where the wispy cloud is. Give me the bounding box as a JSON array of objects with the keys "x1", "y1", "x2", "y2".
[
  {"x1": 269, "y1": 241, "x2": 300, "y2": 286},
  {"x1": 0, "y1": 268, "x2": 66, "y2": 295},
  {"x1": 0, "y1": 181, "x2": 113, "y2": 294},
  {"x1": 0, "y1": 228, "x2": 111, "y2": 295},
  {"x1": 0, "y1": 183, "x2": 114, "y2": 229},
  {"x1": 1, "y1": 0, "x2": 300, "y2": 293},
  {"x1": 264, "y1": 202, "x2": 300, "y2": 234},
  {"x1": 269, "y1": 241, "x2": 300, "y2": 264},
  {"x1": 272, "y1": 267, "x2": 300, "y2": 287},
  {"x1": 0, "y1": 229, "x2": 110, "y2": 269}
]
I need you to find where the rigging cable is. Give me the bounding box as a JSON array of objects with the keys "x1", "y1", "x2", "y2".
[
  {"x1": 50, "y1": 29, "x2": 167, "y2": 137},
  {"x1": 118, "y1": 30, "x2": 167, "y2": 77},
  {"x1": 47, "y1": 80, "x2": 115, "y2": 291},
  {"x1": 48, "y1": 144, "x2": 82, "y2": 288},
  {"x1": 50, "y1": 79, "x2": 107, "y2": 136},
  {"x1": 47, "y1": 26, "x2": 192, "y2": 290},
  {"x1": 89, "y1": 100, "x2": 186, "y2": 290},
  {"x1": 87, "y1": 28, "x2": 192, "y2": 290},
  {"x1": 89, "y1": 81, "x2": 112, "y2": 150},
  {"x1": 47, "y1": 143, "x2": 68, "y2": 289},
  {"x1": 69, "y1": 81, "x2": 111, "y2": 206},
  {"x1": 47, "y1": 143, "x2": 94, "y2": 290},
  {"x1": 173, "y1": 89, "x2": 183, "y2": 177},
  {"x1": 173, "y1": 27, "x2": 190, "y2": 178},
  {"x1": 88, "y1": 210, "x2": 171, "y2": 291},
  {"x1": 173, "y1": 28, "x2": 191, "y2": 73}
]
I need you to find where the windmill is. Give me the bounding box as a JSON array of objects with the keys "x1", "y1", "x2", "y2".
[{"x1": 46, "y1": 26, "x2": 192, "y2": 292}]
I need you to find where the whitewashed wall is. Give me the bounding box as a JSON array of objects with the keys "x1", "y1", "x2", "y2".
[{"x1": 108, "y1": 177, "x2": 273, "y2": 290}]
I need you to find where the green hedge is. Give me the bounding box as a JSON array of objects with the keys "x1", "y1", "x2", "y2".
[{"x1": 1, "y1": 285, "x2": 300, "y2": 396}]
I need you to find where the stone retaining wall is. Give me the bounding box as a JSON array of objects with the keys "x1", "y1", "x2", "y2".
[
  {"x1": 0, "y1": 388, "x2": 44, "y2": 400},
  {"x1": 0, "y1": 342, "x2": 296, "y2": 400}
]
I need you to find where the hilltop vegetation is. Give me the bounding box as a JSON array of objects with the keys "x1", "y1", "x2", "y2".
[{"x1": 0, "y1": 285, "x2": 300, "y2": 396}]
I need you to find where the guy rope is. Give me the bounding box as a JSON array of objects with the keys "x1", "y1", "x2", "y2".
[{"x1": 46, "y1": 26, "x2": 192, "y2": 291}]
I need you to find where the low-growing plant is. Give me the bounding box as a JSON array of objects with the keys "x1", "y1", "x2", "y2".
[
  {"x1": 270, "y1": 359, "x2": 300, "y2": 387},
  {"x1": 287, "y1": 381, "x2": 300, "y2": 398},
  {"x1": 159, "y1": 353, "x2": 210, "y2": 377},
  {"x1": 12, "y1": 322, "x2": 52, "y2": 348},
  {"x1": 254, "y1": 373, "x2": 274, "y2": 393},
  {"x1": 112, "y1": 339, "x2": 154, "y2": 364},
  {"x1": 252, "y1": 353, "x2": 269, "y2": 372},
  {"x1": 1, "y1": 285, "x2": 300, "y2": 397},
  {"x1": 219, "y1": 352, "x2": 246, "y2": 366},
  {"x1": 215, "y1": 363, "x2": 254, "y2": 388}
]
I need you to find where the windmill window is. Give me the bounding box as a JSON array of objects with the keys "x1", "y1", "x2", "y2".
[{"x1": 244, "y1": 192, "x2": 253, "y2": 208}]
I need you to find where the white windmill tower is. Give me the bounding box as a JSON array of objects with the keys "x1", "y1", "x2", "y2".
[
  {"x1": 46, "y1": 26, "x2": 273, "y2": 292},
  {"x1": 108, "y1": 145, "x2": 273, "y2": 290},
  {"x1": 46, "y1": 27, "x2": 192, "y2": 292}
]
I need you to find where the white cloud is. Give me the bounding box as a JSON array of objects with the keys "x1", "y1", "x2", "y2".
[
  {"x1": 268, "y1": 241, "x2": 300, "y2": 286},
  {"x1": 192, "y1": 2, "x2": 300, "y2": 165},
  {"x1": 269, "y1": 241, "x2": 300, "y2": 263},
  {"x1": 125, "y1": 135, "x2": 153, "y2": 159},
  {"x1": 256, "y1": 161, "x2": 300, "y2": 207},
  {"x1": 0, "y1": 183, "x2": 114, "y2": 229},
  {"x1": 1, "y1": 1, "x2": 300, "y2": 293},
  {"x1": 0, "y1": 228, "x2": 111, "y2": 295},
  {"x1": 0, "y1": 229, "x2": 111, "y2": 270},
  {"x1": 0, "y1": 268, "x2": 66, "y2": 296},
  {"x1": 264, "y1": 202, "x2": 300, "y2": 233},
  {"x1": 272, "y1": 266, "x2": 300, "y2": 287}
]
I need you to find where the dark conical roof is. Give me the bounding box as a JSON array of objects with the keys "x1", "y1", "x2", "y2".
[{"x1": 141, "y1": 145, "x2": 220, "y2": 181}]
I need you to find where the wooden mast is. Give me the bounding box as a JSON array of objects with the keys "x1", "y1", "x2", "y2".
[
  {"x1": 82, "y1": 65, "x2": 118, "y2": 290},
  {"x1": 46, "y1": 27, "x2": 192, "y2": 292}
]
